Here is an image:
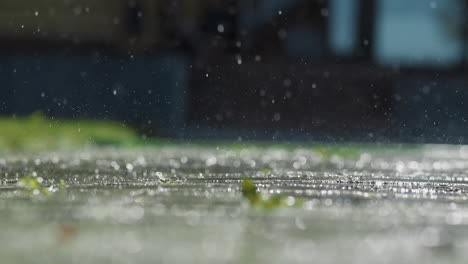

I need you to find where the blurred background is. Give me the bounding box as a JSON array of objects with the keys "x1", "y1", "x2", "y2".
[{"x1": 1, "y1": 0, "x2": 467, "y2": 143}]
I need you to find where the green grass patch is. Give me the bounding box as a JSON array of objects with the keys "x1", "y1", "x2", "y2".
[{"x1": 0, "y1": 113, "x2": 140, "y2": 151}]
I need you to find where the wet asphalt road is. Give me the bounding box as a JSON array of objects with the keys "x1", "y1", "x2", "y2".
[{"x1": 1, "y1": 144, "x2": 468, "y2": 263}]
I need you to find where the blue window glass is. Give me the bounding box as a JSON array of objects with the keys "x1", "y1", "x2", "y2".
[
  {"x1": 375, "y1": 0, "x2": 464, "y2": 67},
  {"x1": 329, "y1": 0, "x2": 359, "y2": 56}
]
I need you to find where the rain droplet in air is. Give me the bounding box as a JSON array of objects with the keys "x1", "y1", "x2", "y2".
[{"x1": 217, "y1": 24, "x2": 224, "y2": 33}]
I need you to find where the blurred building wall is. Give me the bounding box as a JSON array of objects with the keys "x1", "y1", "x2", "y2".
[{"x1": 0, "y1": 0, "x2": 468, "y2": 143}]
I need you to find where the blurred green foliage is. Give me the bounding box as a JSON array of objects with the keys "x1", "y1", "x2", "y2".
[{"x1": 0, "y1": 112, "x2": 140, "y2": 151}]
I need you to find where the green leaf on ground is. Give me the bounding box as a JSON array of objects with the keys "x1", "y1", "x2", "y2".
[
  {"x1": 241, "y1": 178, "x2": 303, "y2": 209},
  {"x1": 17, "y1": 176, "x2": 50, "y2": 195}
]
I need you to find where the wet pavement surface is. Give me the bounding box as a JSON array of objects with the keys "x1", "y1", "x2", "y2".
[{"x1": 2, "y1": 144, "x2": 468, "y2": 263}]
